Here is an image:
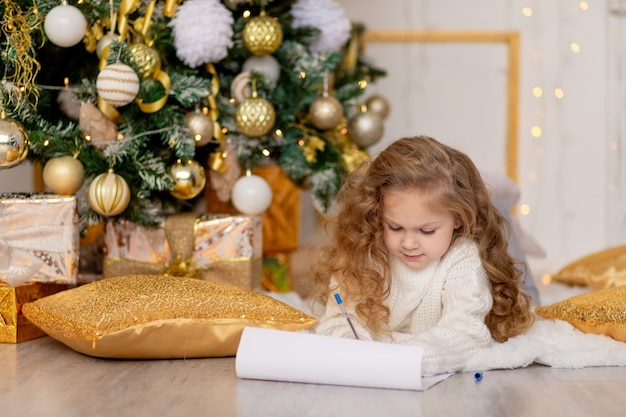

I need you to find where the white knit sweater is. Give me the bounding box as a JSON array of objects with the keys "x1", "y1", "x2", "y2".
[{"x1": 314, "y1": 239, "x2": 494, "y2": 376}]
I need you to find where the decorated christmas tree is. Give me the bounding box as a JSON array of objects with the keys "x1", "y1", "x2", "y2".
[{"x1": 0, "y1": 0, "x2": 388, "y2": 234}]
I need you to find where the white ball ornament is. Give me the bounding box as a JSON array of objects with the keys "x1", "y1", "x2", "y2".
[
  {"x1": 44, "y1": 4, "x2": 88, "y2": 48},
  {"x1": 96, "y1": 32, "x2": 117, "y2": 59},
  {"x1": 242, "y1": 55, "x2": 280, "y2": 87},
  {"x1": 231, "y1": 174, "x2": 273, "y2": 215},
  {"x1": 96, "y1": 63, "x2": 140, "y2": 107}
]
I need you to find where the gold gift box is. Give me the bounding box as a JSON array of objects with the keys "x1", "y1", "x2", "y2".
[
  {"x1": 103, "y1": 213, "x2": 263, "y2": 289},
  {"x1": 0, "y1": 282, "x2": 68, "y2": 343},
  {"x1": 0, "y1": 193, "x2": 80, "y2": 286}
]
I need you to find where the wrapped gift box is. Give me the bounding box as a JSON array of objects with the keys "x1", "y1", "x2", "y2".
[
  {"x1": 103, "y1": 213, "x2": 263, "y2": 289},
  {"x1": 0, "y1": 193, "x2": 79, "y2": 343},
  {"x1": 206, "y1": 165, "x2": 300, "y2": 255},
  {"x1": 0, "y1": 282, "x2": 68, "y2": 343}
]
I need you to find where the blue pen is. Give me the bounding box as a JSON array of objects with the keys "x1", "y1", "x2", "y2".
[{"x1": 334, "y1": 293, "x2": 359, "y2": 340}]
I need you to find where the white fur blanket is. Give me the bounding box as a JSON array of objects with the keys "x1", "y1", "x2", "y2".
[
  {"x1": 268, "y1": 291, "x2": 626, "y2": 371},
  {"x1": 464, "y1": 318, "x2": 626, "y2": 371}
]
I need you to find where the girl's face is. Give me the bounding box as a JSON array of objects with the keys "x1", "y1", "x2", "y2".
[{"x1": 382, "y1": 188, "x2": 459, "y2": 270}]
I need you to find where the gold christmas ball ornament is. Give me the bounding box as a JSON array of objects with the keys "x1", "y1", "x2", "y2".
[
  {"x1": 43, "y1": 155, "x2": 85, "y2": 195},
  {"x1": 365, "y1": 95, "x2": 391, "y2": 120},
  {"x1": 242, "y1": 15, "x2": 283, "y2": 56},
  {"x1": 169, "y1": 160, "x2": 206, "y2": 200},
  {"x1": 88, "y1": 170, "x2": 131, "y2": 217},
  {"x1": 129, "y1": 43, "x2": 162, "y2": 79},
  {"x1": 235, "y1": 96, "x2": 276, "y2": 137},
  {"x1": 0, "y1": 114, "x2": 30, "y2": 169},
  {"x1": 309, "y1": 95, "x2": 344, "y2": 130},
  {"x1": 183, "y1": 110, "x2": 214, "y2": 147},
  {"x1": 348, "y1": 110, "x2": 385, "y2": 148}
]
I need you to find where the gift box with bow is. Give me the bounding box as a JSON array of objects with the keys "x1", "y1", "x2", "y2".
[{"x1": 103, "y1": 213, "x2": 262, "y2": 289}]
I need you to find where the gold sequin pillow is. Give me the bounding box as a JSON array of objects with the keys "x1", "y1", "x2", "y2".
[
  {"x1": 551, "y1": 244, "x2": 626, "y2": 289},
  {"x1": 535, "y1": 286, "x2": 626, "y2": 342},
  {"x1": 22, "y1": 275, "x2": 317, "y2": 359}
]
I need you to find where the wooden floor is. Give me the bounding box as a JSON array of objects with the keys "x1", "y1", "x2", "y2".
[{"x1": 2, "y1": 335, "x2": 626, "y2": 417}]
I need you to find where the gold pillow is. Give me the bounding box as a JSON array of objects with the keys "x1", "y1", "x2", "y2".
[
  {"x1": 535, "y1": 286, "x2": 626, "y2": 342},
  {"x1": 22, "y1": 275, "x2": 317, "y2": 359},
  {"x1": 551, "y1": 244, "x2": 626, "y2": 289}
]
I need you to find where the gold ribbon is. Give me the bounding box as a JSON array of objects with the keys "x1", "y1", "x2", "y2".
[
  {"x1": 117, "y1": 0, "x2": 141, "y2": 42},
  {"x1": 84, "y1": 21, "x2": 105, "y2": 53},
  {"x1": 135, "y1": 68, "x2": 171, "y2": 113},
  {"x1": 341, "y1": 24, "x2": 360, "y2": 74},
  {"x1": 205, "y1": 62, "x2": 228, "y2": 172},
  {"x1": 163, "y1": 0, "x2": 180, "y2": 18},
  {"x1": 138, "y1": 0, "x2": 156, "y2": 38},
  {"x1": 205, "y1": 63, "x2": 225, "y2": 142}
]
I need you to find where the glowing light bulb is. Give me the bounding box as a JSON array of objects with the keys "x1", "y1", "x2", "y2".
[
  {"x1": 520, "y1": 204, "x2": 531, "y2": 215},
  {"x1": 570, "y1": 42, "x2": 581, "y2": 53},
  {"x1": 522, "y1": 7, "x2": 533, "y2": 17},
  {"x1": 531, "y1": 126, "x2": 542, "y2": 138},
  {"x1": 554, "y1": 88, "x2": 564, "y2": 99},
  {"x1": 533, "y1": 87, "x2": 543, "y2": 97}
]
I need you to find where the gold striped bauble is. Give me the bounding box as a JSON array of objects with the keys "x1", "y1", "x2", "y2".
[
  {"x1": 88, "y1": 170, "x2": 131, "y2": 216},
  {"x1": 96, "y1": 63, "x2": 140, "y2": 107}
]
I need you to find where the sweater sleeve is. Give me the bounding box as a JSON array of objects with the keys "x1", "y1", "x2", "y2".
[
  {"x1": 392, "y1": 245, "x2": 494, "y2": 376},
  {"x1": 314, "y1": 298, "x2": 375, "y2": 341},
  {"x1": 313, "y1": 282, "x2": 374, "y2": 341}
]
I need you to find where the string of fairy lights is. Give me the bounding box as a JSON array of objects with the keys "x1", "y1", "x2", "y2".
[{"x1": 515, "y1": 1, "x2": 597, "y2": 279}]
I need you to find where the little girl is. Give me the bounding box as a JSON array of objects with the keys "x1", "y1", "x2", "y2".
[{"x1": 313, "y1": 135, "x2": 534, "y2": 376}]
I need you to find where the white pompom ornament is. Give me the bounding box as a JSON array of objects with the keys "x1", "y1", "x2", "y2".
[
  {"x1": 291, "y1": 0, "x2": 351, "y2": 53},
  {"x1": 44, "y1": 4, "x2": 88, "y2": 48},
  {"x1": 169, "y1": 0, "x2": 234, "y2": 67},
  {"x1": 96, "y1": 63, "x2": 140, "y2": 107},
  {"x1": 231, "y1": 174, "x2": 272, "y2": 215}
]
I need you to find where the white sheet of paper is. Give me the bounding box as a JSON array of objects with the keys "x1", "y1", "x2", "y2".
[{"x1": 235, "y1": 327, "x2": 452, "y2": 391}]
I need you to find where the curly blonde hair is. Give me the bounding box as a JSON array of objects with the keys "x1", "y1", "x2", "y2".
[{"x1": 313, "y1": 135, "x2": 534, "y2": 342}]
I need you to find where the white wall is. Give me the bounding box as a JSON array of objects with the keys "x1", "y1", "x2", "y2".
[
  {"x1": 0, "y1": 161, "x2": 34, "y2": 193},
  {"x1": 338, "y1": 0, "x2": 617, "y2": 277}
]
